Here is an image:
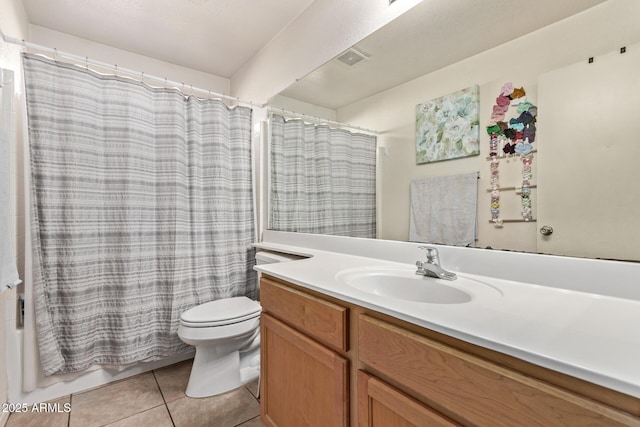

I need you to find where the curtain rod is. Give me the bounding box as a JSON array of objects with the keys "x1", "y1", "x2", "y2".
[
  {"x1": 1, "y1": 30, "x2": 264, "y2": 109},
  {"x1": 268, "y1": 106, "x2": 381, "y2": 135}
]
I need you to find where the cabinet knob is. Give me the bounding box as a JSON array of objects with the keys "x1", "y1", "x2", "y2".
[{"x1": 539, "y1": 225, "x2": 554, "y2": 236}]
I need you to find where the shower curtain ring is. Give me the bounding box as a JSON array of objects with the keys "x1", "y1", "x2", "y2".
[{"x1": 85, "y1": 56, "x2": 89, "y2": 70}]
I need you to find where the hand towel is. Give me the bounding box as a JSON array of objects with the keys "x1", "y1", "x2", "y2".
[{"x1": 409, "y1": 172, "x2": 478, "y2": 246}]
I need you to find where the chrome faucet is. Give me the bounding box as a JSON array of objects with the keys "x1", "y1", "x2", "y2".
[{"x1": 415, "y1": 246, "x2": 457, "y2": 281}]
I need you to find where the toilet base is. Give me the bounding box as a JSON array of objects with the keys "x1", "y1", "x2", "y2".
[{"x1": 185, "y1": 339, "x2": 260, "y2": 398}]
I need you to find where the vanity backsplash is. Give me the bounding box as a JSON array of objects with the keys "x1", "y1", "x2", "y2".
[{"x1": 260, "y1": 230, "x2": 640, "y2": 300}]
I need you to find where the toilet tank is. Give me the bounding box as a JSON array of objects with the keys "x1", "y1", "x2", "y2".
[{"x1": 254, "y1": 251, "x2": 305, "y2": 301}]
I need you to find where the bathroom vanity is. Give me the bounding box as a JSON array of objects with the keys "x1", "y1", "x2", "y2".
[
  {"x1": 255, "y1": 232, "x2": 640, "y2": 427},
  {"x1": 259, "y1": 274, "x2": 640, "y2": 427}
]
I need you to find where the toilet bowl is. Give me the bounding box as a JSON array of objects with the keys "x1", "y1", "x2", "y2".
[
  {"x1": 178, "y1": 250, "x2": 305, "y2": 398},
  {"x1": 178, "y1": 296, "x2": 261, "y2": 398}
]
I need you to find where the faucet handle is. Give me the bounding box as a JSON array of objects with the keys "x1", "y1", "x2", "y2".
[{"x1": 418, "y1": 246, "x2": 439, "y2": 265}]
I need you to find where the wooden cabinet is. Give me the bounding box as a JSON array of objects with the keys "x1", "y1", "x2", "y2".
[
  {"x1": 357, "y1": 370, "x2": 459, "y2": 427},
  {"x1": 260, "y1": 313, "x2": 349, "y2": 427},
  {"x1": 260, "y1": 274, "x2": 640, "y2": 427},
  {"x1": 260, "y1": 277, "x2": 348, "y2": 352},
  {"x1": 260, "y1": 276, "x2": 349, "y2": 427},
  {"x1": 358, "y1": 314, "x2": 640, "y2": 427}
]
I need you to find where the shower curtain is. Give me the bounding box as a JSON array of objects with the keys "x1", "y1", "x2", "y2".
[
  {"x1": 22, "y1": 54, "x2": 256, "y2": 376},
  {"x1": 270, "y1": 114, "x2": 376, "y2": 238}
]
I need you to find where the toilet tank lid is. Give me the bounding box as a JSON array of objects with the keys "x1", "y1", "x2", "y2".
[
  {"x1": 255, "y1": 250, "x2": 306, "y2": 264},
  {"x1": 181, "y1": 297, "x2": 261, "y2": 323}
]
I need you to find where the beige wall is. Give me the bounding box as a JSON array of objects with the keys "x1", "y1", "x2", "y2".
[
  {"x1": 29, "y1": 26, "x2": 230, "y2": 96},
  {"x1": 337, "y1": 0, "x2": 640, "y2": 252}
]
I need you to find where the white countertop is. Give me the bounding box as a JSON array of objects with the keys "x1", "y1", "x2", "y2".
[{"x1": 254, "y1": 241, "x2": 640, "y2": 399}]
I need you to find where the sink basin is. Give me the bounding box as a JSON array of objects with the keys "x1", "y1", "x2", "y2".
[{"x1": 336, "y1": 266, "x2": 501, "y2": 304}]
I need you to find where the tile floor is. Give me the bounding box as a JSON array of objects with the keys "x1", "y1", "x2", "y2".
[{"x1": 6, "y1": 359, "x2": 264, "y2": 427}]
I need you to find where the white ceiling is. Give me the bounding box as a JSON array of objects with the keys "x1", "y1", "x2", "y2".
[
  {"x1": 280, "y1": 0, "x2": 606, "y2": 110},
  {"x1": 21, "y1": 0, "x2": 607, "y2": 109},
  {"x1": 21, "y1": 0, "x2": 316, "y2": 78}
]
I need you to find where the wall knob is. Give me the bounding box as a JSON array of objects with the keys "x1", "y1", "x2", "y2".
[{"x1": 540, "y1": 225, "x2": 554, "y2": 236}]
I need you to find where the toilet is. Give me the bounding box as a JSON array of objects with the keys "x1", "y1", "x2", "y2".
[{"x1": 177, "y1": 250, "x2": 303, "y2": 398}]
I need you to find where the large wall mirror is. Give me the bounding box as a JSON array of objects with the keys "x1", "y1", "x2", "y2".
[{"x1": 268, "y1": 0, "x2": 640, "y2": 262}]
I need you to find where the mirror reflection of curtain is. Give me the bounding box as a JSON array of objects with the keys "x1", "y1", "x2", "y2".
[
  {"x1": 269, "y1": 114, "x2": 376, "y2": 238},
  {"x1": 23, "y1": 54, "x2": 256, "y2": 376}
]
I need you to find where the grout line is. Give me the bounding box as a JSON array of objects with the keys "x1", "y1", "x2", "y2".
[
  {"x1": 67, "y1": 394, "x2": 72, "y2": 427},
  {"x1": 151, "y1": 370, "x2": 168, "y2": 405},
  {"x1": 233, "y1": 415, "x2": 262, "y2": 427},
  {"x1": 99, "y1": 405, "x2": 167, "y2": 427},
  {"x1": 152, "y1": 369, "x2": 177, "y2": 427}
]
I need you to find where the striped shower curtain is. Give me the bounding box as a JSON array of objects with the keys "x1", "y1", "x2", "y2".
[
  {"x1": 23, "y1": 54, "x2": 256, "y2": 376},
  {"x1": 270, "y1": 115, "x2": 377, "y2": 238}
]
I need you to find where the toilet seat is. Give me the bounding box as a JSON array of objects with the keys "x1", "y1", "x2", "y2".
[
  {"x1": 180, "y1": 311, "x2": 260, "y2": 328},
  {"x1": 180, "y1": 296, "x2": 261, "y2": 328}
]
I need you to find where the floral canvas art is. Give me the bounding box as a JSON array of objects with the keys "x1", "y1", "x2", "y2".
[{"x1": 415, "y1": 85, "x2": 480, "y2": 164}]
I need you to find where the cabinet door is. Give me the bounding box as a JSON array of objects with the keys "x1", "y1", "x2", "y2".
[
  {"x1": 358, "y1": 371, "x2": 459, "y2": 427},
  {"x1": 261, "y1": 313, "x2": 349, "y2": 427}
]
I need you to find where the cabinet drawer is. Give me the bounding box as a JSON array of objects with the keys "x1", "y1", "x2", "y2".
[
  {"x1": 358, "y1": 370, "x2": 459, "y2": 427},
  {"x1": 260, "y1": 277, "x2": 348, "y2": 352},
  {"x1": 358, "y1": 315, "x2": 639, "y2": 427}
]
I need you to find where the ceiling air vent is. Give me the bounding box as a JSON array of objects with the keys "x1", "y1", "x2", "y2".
[{"x1": 336, "y1": 48, "x2": 369, "y2": 67}]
